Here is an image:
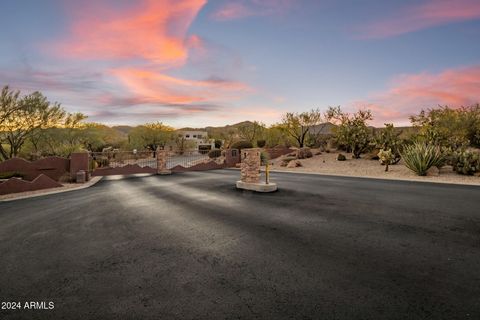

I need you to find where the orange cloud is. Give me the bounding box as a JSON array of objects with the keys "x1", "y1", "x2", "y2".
[
  {"x1": 109, "y1": 68, "x2": 251, "y2": 105},
  {"x1": 358, "y1": 0, "x2": 480, "y2": 39},
  {"x1": 211, "y1": 0, "x2": 294, "y2": 21},
  {"x1": 54, "y1": 0, "x2": 207, "y2": 65},
  {"x1": 354, "y1": 65, "x2": 480, "y2": 125}
]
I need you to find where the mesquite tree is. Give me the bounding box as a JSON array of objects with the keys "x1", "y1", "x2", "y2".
[
  {"x1": 280, "y1": 108, "x2": 323, "y2": 147},
  {"x1": 326, "y1": 106, "x2": 373, "y2": 158},
  {"x1": 0, "y1": 87, "x2": 65, "y2": 160}
]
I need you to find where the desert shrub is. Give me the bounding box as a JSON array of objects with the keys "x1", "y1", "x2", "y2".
[
  {"x1": 0, "y1": 171, "x2": 25, "y2": 179},
  {"x1": 208, "y1": 149, "x2": 222, "y2": 159},
  {"x1": 378, "y1": 149, "x2": 394, "y2": 172},
  {"x1": 296, "y1": 147, "x2": 313, "y2": 159},
  {"x1": 401, "y1": 142, "x2": 445, "y2": 176},
  {"x1": 326, "y1": 107, "x2": 373, "y2": 158},
  {"x1": 231, "y1": 140, "x2": 253, "y2": 151},
  {"x1": 256, "y1": 140, "x2": 266, "y2": 148},
  {"x1": 410, "y1": 105, "x2": 480, "y2": 148},
  {"x1": 451, "y1": 150, "x2": 480, "y2": 175},
  {"x1": 374, "y1": 124, "x2": 403, "y2": 164},
  {"x1": 260, "y1": 151, "x2": 270, "y2": 165},
  {"x1": 337, "y1": 154, "x2": 346, "y2": 161},
  {"x1": 94, "y1": 156, "x2": 109, "y2": 167}
]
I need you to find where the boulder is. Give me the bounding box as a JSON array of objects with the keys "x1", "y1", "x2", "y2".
[
  {"x1": 426, "y1": 166, "x2": 440, "y2": 176},
  {"x1": 296, "y1": 148, "x2": 313, "y2": 159},
  {"x1": 287, "y1": 160, "x2": 302, "y2": 168}
]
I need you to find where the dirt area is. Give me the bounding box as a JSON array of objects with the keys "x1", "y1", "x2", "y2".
[{"x1": 269, "y1": 149, "x2": 480, "y2": 186}]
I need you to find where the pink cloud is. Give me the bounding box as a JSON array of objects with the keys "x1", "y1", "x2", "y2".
[
  {"x1": 53, "y1": 0, "x2": 207, "y2": 65},
  {"x1": 358, "y1": 0, "x2": 480, "y2": 39},
  {"x1": 109, "y1": 68, "x2": 251, "y2": 105},
  {"x1": 45, "y1": 0, "x2": 258, "y2": 119},
  {"x1": 211, "y1": 0, "x2": 294, "y2": 21},
  {"x1": 354, "y1": 65, "x2": 480, "y2": 125}
]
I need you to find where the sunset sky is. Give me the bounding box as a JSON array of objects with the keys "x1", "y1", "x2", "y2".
[{"x1": 1, "y1": 0, "x2": 480, "y2": 127}]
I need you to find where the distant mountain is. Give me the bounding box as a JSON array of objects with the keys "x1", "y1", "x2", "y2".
[
  {"x1": 177, "y1": 121, "x2": 254, "y2": 132},
  {"x1": 309, "y1": 122, "x2": 337, "y2": 135},
  {"x1": 112, "y1": 125, "x2": 134, "y2": 134}
]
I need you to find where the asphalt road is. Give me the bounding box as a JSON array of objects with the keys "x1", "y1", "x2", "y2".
[{"x1": 0, "y1": 170, "x2": 479, "y2": 319}]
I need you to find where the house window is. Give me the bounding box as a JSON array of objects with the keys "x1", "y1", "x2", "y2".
[
  {"x1": 186, "y1": 134, "x2": 190, "y2": 138},
  {"x1": 193, "y1": 135, "x2": 197, "y2": 138},
  {"x1": 197, "y1": 134, "x2": 202, "y2": 139},
  {"x1": 232, "y1": 150, "x2": 237, "y2": 157}
]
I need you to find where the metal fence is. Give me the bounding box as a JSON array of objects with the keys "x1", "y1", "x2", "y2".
[
  {"x1": 90, "y1": 151, "x2": 157, "y2": 170},
  {"x1": 165, "y1": 151, "x2": 211, "y2": 169}
]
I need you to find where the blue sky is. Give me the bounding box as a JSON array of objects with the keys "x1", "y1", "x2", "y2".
[{"x1": 1, "y1": 0, "x2": 480, "y2": 127}]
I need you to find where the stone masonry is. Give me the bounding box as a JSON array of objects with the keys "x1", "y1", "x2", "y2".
[
  {"x1": 156, "y1": 149, "x2": 168, "y2": 174},
  {"x1": 240, "y1": 148, "x2": 261, "y2": 183}
]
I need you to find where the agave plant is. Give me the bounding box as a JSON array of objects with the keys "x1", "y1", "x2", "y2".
[{"x1": 400, "y1": 142, "x2": 445, "y2": 176}]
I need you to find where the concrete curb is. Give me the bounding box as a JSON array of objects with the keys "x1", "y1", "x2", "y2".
[
  {"x1": 0, "y1": 176, "x2": 103, "y2": 202},
  {"x1": 224, "y1": 167, "x2": 480, "y2": 187}
]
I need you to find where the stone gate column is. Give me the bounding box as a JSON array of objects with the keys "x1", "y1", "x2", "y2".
[
  {"x1": 240, "y1": 148, "x2": 261, "y2": 183},
  {"x1": 156, "y1": 149, "x2": 171, "y2": 175},
  {"x1": 236, "y1": 148, "x2": 277, "y2": 192}
]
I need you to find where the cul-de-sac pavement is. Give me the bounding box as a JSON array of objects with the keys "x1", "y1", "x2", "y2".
[{"x1": 1, "y1": 170, "x2": 479, "y2": 319}]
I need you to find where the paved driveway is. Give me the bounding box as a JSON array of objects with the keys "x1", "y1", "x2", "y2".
[{"x1": 0, "y1": 170, "x2": 479, "y2": 319}]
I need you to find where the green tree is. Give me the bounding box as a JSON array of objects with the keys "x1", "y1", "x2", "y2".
[
  {"x1": 128, "y1": 122, "x2": 174, "y2": 151},
  {"x1": 326, "y1": 106, "x2": 373, "y2": 158},
  {"x1": 0, "y1": 90, "x2": 65, "y2": 160},
  {"x1": 0, "y1": 86, "x2": 21, "y2": 126},
  {"x1": 410, "y1": 105, "x2": 480, "y2": 148},
  {"x1": 280, "y1": 108, "x2": 323, "y2": 147},
  {"x1": 237, "y1": 121, "x2": 266, "y2": 145},
  {"x1": 264, "y1": 125, "x2": 293, "y2": 147}
]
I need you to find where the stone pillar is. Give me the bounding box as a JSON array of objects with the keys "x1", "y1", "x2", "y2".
[
  {"x1": 225, "y1": 149, "x2": 240, "y2": 167},
  {"x1": 240, "y1": 148, "x2": 261, "y2": 183},
  {"x1": 70, "y1": 152, "x2": 89, "y2": 182},
  {"x1": 156, "y1": 149, "x2": 171, "y2": 175},
  {"x1": 237, "y1": 148, "x2": 277, "y2": 192}
]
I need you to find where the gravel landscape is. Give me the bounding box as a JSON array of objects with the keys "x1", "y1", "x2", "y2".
[{"x1": 270, "y1": 150, "x2": 480, "y2": 186}]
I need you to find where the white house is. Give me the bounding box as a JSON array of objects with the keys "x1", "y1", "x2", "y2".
[{"x1": 177, "y1": 131, "x2": 216, "y2": 153}]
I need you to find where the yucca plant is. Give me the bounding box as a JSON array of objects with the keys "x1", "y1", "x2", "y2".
[{"x1": 400, "y1": 142, "x2": 445, "y2": 176}]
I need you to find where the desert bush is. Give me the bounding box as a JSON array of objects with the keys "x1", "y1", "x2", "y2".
[
  {"x1": 260, "y1": 151, "x2": 270, "y2": 165},
  {"x1": 374, "y1": 123, "x2": 403, "y2": 164},
  {"x1": 378, "y1": 149, "x2": 394, "y2": 172},
  {"x1": 296, "y1": 147, "x2": 313, "y2": 159},
  {"x1": 256, "y1": 140, "x2": 266, "y2": 148},
  {"x1": 208, "y1": 149, "x2": 222, "y2": 159},
  {"x1": 326, "y1": 107, "x2": 373, "y2": 158},
  {"x1": 400, "y1": 142, "x2": 445, "y2": 176},
  {"x1": 94, "y1": 156, "x2": 109, "y2": 167},
  {"x1": 337, "y1": 154, "x2": 346, "y2": 161},
  {"x1": 451, "y1": 150, "x2": 480, "y2": 175},
  {"x1": 410, "y1": 105, "x2": 480, "y2": 148},
  {"x1": 231, "y1": 140, "x2": 253, "y2": 151}
]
